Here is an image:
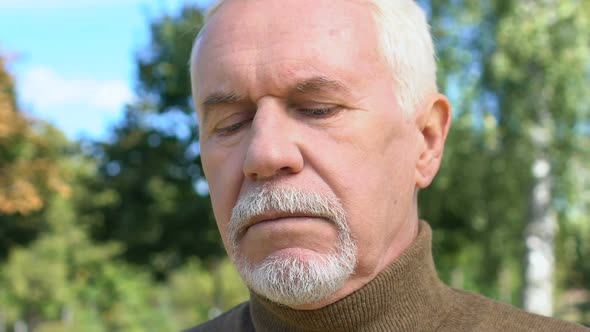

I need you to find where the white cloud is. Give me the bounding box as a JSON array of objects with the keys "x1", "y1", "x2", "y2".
[
  {"x1": 20, "y1": 66, "x2": 133, "y2": 114},
  {"x1": 17, "y1": 66, "x2": 134, "y2": 139}
]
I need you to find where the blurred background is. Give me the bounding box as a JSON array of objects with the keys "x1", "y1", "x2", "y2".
[{"x1": 0, "y1": 0, "x2": 589, "y2": 331}]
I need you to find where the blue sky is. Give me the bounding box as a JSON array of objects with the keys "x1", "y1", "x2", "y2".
[{"x1": 0, "y1": 0, "x2": 214, "y2": 140}]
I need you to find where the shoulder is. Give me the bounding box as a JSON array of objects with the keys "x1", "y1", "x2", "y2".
[
  {"x1": 183, "y1": 301, "x2": 254, "y2": 332},
  {"x1": 440, "y1": 289, "x2": 589, "y2": 332}
]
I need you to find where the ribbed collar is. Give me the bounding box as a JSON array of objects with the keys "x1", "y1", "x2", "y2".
[{"x1": 249, "y1": 221, "x2": 454, "y2": 332}]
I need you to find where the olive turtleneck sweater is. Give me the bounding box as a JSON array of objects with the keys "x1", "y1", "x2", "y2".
[{"x1": 186, "y1": 222, "x2": 589, "y2": 331}]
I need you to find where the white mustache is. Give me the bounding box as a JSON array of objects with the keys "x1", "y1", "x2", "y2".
[{"x1": 228, "y1": 185, "x2": 350, "y2": 250}]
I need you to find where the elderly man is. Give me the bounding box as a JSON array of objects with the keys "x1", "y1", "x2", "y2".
[{"x1": 186, "y1": 0, "x2": 588, "y2": 331}]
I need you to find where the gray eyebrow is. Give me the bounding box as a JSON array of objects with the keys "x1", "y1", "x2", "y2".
[
  {"x1": 200, "y1": 92, "x2": 245, "y2": 125},
  {"x1": 202, "y1": 77, "x2": 346, "y2": 108},
  {"x1": 294, "y1": 76, "x2": 349, "y2": 94},
  {"x1": 202, "y1": 92, "x2": 244, "y2": 108}
]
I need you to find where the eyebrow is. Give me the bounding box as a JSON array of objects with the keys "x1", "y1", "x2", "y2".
[
  {"x1": 200, "y1": 92, "x2": 245, "y2": 125},
  {"x1": 202, "y1": 92, "x2": 244, "y2": 109},
  {"x1": 294, "y1": 76, "x2": 349, "y2": 95},
  {"x1": 201, "y1": 76, "x2": 347, "y2": 107}
]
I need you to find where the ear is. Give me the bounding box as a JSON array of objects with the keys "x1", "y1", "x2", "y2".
[{"x1": 415, "y1": 94, "x2": 452, "y2": 188}]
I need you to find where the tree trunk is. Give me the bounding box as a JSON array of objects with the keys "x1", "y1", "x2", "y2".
[
  {"x1": 523, "y1": 154, "x2": 556, "y2": 316},
  {"x1": 13, "y1": 320, "x2": 27, "y2": 332},
  {"x1": 0, "y1": 311, "x2": 5, "y2": 332}
]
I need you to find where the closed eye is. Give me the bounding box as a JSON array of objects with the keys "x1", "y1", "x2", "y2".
[
  {"x1": 298, "y1": 106, "x2": 342, "y2": 118},
  {"x1": 213, "y1": 112, "x2": 254, "y2": 137},
  {"x1": 216, "y1": 119, "x2": 251, "y2": 136}
]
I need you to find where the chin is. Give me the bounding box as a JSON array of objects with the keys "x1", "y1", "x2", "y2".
[{"x1": 233, "y1": 243, "x2": 357, "y2": 306}]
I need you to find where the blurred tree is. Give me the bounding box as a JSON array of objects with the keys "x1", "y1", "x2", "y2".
[
  {"x1": 421, "y1": 0, "x2": 528, "y2": 304},
  {"x1": 0, "y1": 56, "x2": 71, "y2": 261},
  {"x1": 161, "y1": 257, "x2": 249, "y2": 329},
  {"x1": 136, "y1": 5, "x2": 203, "y2": 115},
  {"x1": 421, "y1": 0, "x2": 590, "y2": 320},
  {"x1": 0, "y1": 43, "x2": 249, "y2": 331},
  {"x1": 0, "y1": 193, "x2": 177, "y2": 331},
  {"x1": 0, "y1": 61, "x2": 178, "y2": 328},
  {"x1": 486, "y1": 0, "x2": 590, "y2": 316},
  {"x1": 81, "y1": 6, "x2": 224, "y2": 278}
]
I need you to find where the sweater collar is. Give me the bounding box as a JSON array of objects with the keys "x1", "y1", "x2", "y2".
[{"x1": 249, "y1": 221, "x2": 454, "y2": 331}]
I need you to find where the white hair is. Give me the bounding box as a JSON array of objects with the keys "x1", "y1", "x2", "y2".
[
  {"x1": 190, "y1": 0, "x2": 437, "y2": 113},
  {"x1": 228, "y1": 185, "x2": 357, "y2": 306}
]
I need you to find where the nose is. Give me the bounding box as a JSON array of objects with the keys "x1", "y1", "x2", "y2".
[{"x1": 242, "y1": 103, "x2": 304, "y2": 181}]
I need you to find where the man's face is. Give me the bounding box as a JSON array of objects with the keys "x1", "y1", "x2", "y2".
[{"x1": 193, "y1": 0, "x2": 428, "y2": 307}]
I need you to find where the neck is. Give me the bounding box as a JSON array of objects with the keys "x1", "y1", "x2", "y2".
[
  {"x1": 292, "y1": 217, "x2": 420, "y2": 310},
  {"x1": 250, "y1": 221, "x2": 453, "y2": 332}
]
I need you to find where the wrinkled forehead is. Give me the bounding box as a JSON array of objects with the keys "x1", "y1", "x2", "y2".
[{"x1": 192, "y1": 0, "x2": 380, "y2": 73}]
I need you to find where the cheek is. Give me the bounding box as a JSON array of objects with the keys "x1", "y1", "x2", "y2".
[
  {"x1": 326, "y1": 121, "x2": 418, "y2": 266},
  {"x1": 201, "y1": 142, "x2": 245, "y2": 244}
]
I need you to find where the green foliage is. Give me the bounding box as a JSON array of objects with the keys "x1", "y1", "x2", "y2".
[
  {"x1": 81, "y1": 5, "x2": 223, "y2": 277},
  {"x1": 82, "y1": 115, "x2": 221, "y2": 277},
  {"x1": 0, "y1": 192, "x2": 167, "y2": 331},
  {"x1": 0, "y1": 58, "x2": 72, "y2": 261},
  {"x1": 137, "y1": 6, "x2": 204, "y2": 114},
  {"x1": 421, "y1": 0, "x2": 590, "y2": 318},
  {"x1": 0, "y1": 191, "x2": 247, "y2": 330},
  {"x1": 0, "y1": 49, "x2": 236, "y2": 330},
  {"x1": 161, "y1": 258, "x2": 249, "y2": 328}
]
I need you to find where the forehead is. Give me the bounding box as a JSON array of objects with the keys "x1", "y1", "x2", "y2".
[
  {"x1": 203, "y1": 0, "x2": 374, "y2": 40},
  {"x1": 192, "y1": 0, "x2": 384, "y2": 102}
]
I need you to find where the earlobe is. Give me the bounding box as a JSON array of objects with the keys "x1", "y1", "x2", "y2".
[{"x1": 415, "y1": 94, "x2": 452, "y2": 188}]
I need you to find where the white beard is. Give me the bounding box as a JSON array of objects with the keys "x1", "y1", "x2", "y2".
[{"x1": 228, "y1": 185, "x2": 357, "y2": 306}]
